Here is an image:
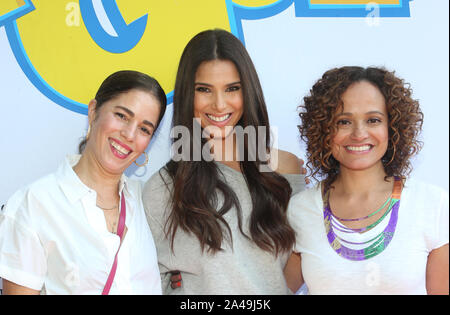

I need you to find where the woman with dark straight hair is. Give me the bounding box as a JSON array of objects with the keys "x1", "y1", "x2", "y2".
[
  {"x1": 143, "y1": 29, "x2": 306, "y2": 294},
  {"x1": 0, "y1": 70, "x2": 167, "y2": 294}
]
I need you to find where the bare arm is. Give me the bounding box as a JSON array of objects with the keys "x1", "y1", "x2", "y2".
[
  {"x1": 426, "y1": 244, "x2": 449, "y2": 295},
  {"x1": 284, "y1": 252, "x2": 304, "y2": 293},
  {"x1": 2, "y1": 279, "x2": 40, "y2": 295}
]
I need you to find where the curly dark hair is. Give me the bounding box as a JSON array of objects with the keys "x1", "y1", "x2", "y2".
[{"x1": 298, "y1": 66, "x2": 424, "y2": 189}]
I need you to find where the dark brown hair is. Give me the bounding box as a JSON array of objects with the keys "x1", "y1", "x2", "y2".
[
  {"x1": 164, "y1": 29, "x2": 295, "y2": 255},
  {"x1": 299, "y1": 66, "x2": 424, "y2": 189},
  {"x1": 78, "y1": 70, "x2": 167, "y2": 153}
]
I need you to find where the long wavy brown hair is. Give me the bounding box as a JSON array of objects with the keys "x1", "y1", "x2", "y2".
[
  {"x1": 164, "y1": 29, "x2": 295, "y2": 255},
  {"x1": 299, "y1": 66, "x2": 424, "y2": 189}
]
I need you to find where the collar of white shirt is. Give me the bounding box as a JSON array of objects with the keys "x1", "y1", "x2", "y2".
[
  {"x1": 56, "y1": 155, "x2": 136, "y2": 205},
  {"x1": 55, "y1": 154, "x2": 138, "y2": 239}
]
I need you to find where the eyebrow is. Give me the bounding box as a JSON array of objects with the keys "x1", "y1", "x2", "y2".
[
  {"x1": 194, "y1": 81, "x2": 241, "y2": 87},
  {"x1": 337, "y1": 111, "x2": 386, "y2": 116},
  {"x1": 115, "y1": 105, "x2": 155, "y2": 129}
]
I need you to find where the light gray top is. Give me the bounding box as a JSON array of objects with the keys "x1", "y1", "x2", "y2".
[{"x1": 143, "y1": 162, "x2": 305, "y2": 295}]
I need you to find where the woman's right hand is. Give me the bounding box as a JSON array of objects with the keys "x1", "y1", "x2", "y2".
[{"x1": 170, "y1": 270, "x2": 182, "y2": 289}]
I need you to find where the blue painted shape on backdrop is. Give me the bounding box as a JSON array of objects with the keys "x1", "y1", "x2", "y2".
[
  {"x1": 0, "y1": 0, "x2": 35, "y2": 26},
  {"x1": 293, "y1": 0, "x2": 411, "y2": 17},
  {"x1": 79, "y1": 0, "x2": 148, "y2": 54}
]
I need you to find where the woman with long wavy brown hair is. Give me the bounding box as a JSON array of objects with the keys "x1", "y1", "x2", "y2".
[
  {"x1": 142, "y1": 29, "x2": 306, "y2": 294},
  {"x1": 284, "y1": 66, "x2": 449, "y2": 294}
]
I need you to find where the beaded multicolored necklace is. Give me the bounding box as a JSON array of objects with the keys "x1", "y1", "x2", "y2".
[{"x1": 322, "y1": 177, "x2": 403, "y2": 261}]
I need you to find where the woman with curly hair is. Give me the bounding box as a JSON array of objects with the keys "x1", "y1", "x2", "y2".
[{"x1": 284, "y1": 66, "x2": 449, "y2": 294}]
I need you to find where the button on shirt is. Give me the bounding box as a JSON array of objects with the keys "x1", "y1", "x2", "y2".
[{"x1": 0, "y1": 155, "x2": 162, "y2": 294}]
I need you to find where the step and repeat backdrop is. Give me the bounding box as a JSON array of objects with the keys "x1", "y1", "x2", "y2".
[{"x1": 0, "y1": 0, "x2": 448, "y2": 294}]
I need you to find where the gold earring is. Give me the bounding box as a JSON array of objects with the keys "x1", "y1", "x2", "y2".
[
  {"x1": 134, "y1": 152, "x2": 149, "y2": 167},
  {"x1": 86, "y1": 124, "x2": 91, "y2": 140}
]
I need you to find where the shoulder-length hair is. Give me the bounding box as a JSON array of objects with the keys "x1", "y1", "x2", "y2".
[
  {"x1": 164, "y1": 29, "x2": 295, "y2": 255},
  {"x1": 299, "y1": 66, "x2": 424, "y2": 189}
]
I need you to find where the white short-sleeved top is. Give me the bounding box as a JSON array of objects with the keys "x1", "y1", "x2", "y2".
[
  {"x1": 0, "y1": 155, "x2": 162, "y2": 295},
  {"x1": 288, "y1": 179, "x2": 449, "y2": 295}
]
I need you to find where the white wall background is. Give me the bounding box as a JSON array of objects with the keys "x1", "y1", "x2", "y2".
[{"x1": 0, "y1": 0, "x2": 448, "y2": 294}]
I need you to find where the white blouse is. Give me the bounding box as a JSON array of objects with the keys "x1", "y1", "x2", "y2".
[{"x1": 0, "y1": 155, "x2": 162, "y2": 294}]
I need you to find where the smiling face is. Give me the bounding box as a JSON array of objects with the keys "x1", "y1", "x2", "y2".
[
  {"x1": 331, "y1": 81, "x2": 389, "y2": 173},
  {"x1": 193, "y1": 59, "x2": 244, "y2": 139},
  {"x1": 86, "y1": 89, "x2": 161, "y2": 175}
]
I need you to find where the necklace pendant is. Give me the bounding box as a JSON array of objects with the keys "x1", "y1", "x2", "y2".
[{"x1": 322, "y1": 178, "x2": 403, "y2": 261}]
